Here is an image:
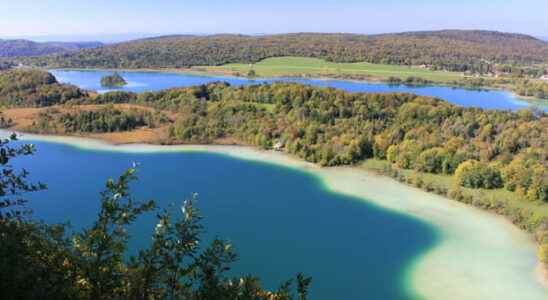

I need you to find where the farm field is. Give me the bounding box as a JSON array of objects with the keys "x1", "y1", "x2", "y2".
[{"x1": 202, "y1": 56, "x2": 467, "y2": 82}]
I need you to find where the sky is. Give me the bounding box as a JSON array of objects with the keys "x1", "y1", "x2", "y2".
[{"x1": 0, "y1": 0, "x2": 547, "y2": 42}]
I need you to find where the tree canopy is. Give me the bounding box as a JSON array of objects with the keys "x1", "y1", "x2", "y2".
[
  {"x1": 101, "y1": 72, "x2": 127, "y2": 87},
  {"x1": 0, "y1": 69, "x2": 86, "y2": 107}
]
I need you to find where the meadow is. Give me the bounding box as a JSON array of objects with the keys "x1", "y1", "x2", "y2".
[{"x1": 202, "y1": 56, "x2": 467, "y2": 82}]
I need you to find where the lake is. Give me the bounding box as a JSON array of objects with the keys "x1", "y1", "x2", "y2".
[
  {"x1": 50, "y1": 70, "x2": 548, "y2": 112},
  {"x1": 19, "y1": 139, "x2": 437, "y2": 300},
  {"x1": 12, "y1": 134, "x2": 548, "y2": 300}
]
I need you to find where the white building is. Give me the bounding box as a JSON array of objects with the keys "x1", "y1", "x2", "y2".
[
  {"x1": 540, "y1": 75, "x2": 548, "y2": 81},
  {"x1": 273, "y1": 141, "x2": 285, "y2": 151}
]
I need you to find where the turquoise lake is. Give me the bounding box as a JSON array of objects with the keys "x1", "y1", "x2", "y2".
[
  {"x1": 17, "y1": 139, "x2": 439, "y2": 300},
  {"x1": 50, "y1": 69, "x2": 548, "y2": 111}
]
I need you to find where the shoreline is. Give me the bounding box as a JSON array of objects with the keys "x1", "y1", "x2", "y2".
[{"x1": 6, "y1": 130, "x2": 548, "y2": 299}]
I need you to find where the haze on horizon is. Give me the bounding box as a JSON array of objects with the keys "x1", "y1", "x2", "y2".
[{"x1": 0, "y1": 0, "x2": 547, "y2": 42}]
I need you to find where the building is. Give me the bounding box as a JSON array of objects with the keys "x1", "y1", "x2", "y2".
[
  {"x1": 540, "y1": 75, "x2": 548, "y2": 81},
  {"x1": 273, "y1": 141, "x2": 285, "y2": 151}
]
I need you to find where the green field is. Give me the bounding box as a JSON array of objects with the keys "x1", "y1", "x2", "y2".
[{"x1": 202, "y1": 57, "x2": 466, "y2": 82}]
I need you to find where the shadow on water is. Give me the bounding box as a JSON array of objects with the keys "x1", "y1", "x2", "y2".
[{"x1": 19, "y1": 140, "x2": 439, "y2": 300}]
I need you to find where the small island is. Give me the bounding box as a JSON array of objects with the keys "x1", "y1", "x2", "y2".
[{"x1": 100, "y1": 72, "x2": 127, "y2": 87}]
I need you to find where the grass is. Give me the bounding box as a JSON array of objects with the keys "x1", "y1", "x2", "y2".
[
  {"x1": 201, "y1": 57, "x2": 466, "y2": 82},
  {"x1": 208, "y1": 101, "x2": 276, "y2": 113}
]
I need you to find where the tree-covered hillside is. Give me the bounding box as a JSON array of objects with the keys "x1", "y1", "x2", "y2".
[
  {"x1": 0, "y1": 39, "x2": 102, "y2": 57},
  {"x1": 0, "y1": 69, "x2": 87, "y2": 107},
  {"x1": 20, "y1": 30, "x2": 548, "y2": 73}
]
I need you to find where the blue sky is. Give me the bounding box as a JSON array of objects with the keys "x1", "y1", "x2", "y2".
[{"x1": 1, "y1": 0, "x2": 547, "y2": 40}]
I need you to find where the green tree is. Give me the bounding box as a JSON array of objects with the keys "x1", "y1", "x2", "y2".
[
  {"x1": 247, "y1": 69, "x2": 257, "y2": 78},
  {"x1": 455, "y1": 160, "x2": 503, "y2": 189},
  {"x1": 0, "y1": 134, "x2": 46, "y2": 220},
  {"x1": 100, "y1": 72, "x2": 127, "y2": 87},
  {"x1": 415, "y1": 148, "x2": 449, "y2": 174}
]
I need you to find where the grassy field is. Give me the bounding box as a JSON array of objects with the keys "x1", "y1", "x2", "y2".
[{"x1": 201, "y1": 57, "x2": 466, "y2": 82}]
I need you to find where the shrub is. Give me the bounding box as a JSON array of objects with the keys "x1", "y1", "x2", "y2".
[
  {"x1": 455, "y1": 160, "x2": 503, "y2": 189},
  {"x1": 415, "y1": 147, "x2": 448, "y2": 173}
]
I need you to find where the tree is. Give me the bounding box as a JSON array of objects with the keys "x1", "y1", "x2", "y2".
[
  {"x1": 0, "y1": 135, "x2": 73, "y2": 299},
  {"x1": 247, "y1": 69, "x2": 257, "y2": 78},
  {"x1": 415, "y1": 148, "x2": 449, "y2": 174},
  {"x1": 100, "y1": 72, "x2": 127, "y2": 87},
  {"x1": 0, "y1": 134, "x2": 46, "y2": 220},
  {"x1": 455, "y1": 160, "x2": 503, "y2": 189},
  {"x1": 503, "y1": 150, "x2": 547, "y2": 202}
]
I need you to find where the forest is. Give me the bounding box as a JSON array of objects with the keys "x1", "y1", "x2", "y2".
[
  {"x1": 0, "y1": 69, "x2": 87, "y2": 107},
  {"x1": 100, "y1": 72, "x2": 128, "y2": 87},
  {"x1": 0, "y1": 61, "x2": 14, "y2": 70},
  {"x1": 30, "y1": 106, "x2": 168, "y2": 134},
  {"x1": 13, "y1": 30, "x2": 548, "y2": 74},
  {"x1": 0, "y1": 39, "x2": 103, "y2": 57},
  {"x1": 513, "y1": 79, "x2": 548, "y2": 99}
]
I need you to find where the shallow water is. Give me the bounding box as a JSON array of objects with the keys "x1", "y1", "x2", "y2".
[{"x1": 50, "y1": 69, "x2": 548, "y2": 111}]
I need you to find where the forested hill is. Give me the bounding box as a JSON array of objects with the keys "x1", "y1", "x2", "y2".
[
  {"x1": 0, "y1": 69, "x2": 86, "y2": 106},
  {"x1": 19, "y1": 30, "x2": 548, "y2": 72},
  {"x1": 0, "y1": 39, "x2": 103, "y2": 57}
]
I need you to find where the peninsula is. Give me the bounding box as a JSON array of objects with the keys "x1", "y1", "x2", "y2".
[{"x1": 1, "y1": 69, "x2": 546, "y2": 284}]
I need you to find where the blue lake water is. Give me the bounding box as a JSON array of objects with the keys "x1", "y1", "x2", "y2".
[
  {"x1": 17, "y1": 140, "x2": 438, "y2": 300},
  {"x1": 50, "y1": 70, "x2": 548, "y2": 112}
]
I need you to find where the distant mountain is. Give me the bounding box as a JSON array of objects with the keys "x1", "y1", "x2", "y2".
[
  {"x1": 11, "y1": 33, "x2": 165, "y2": 44},
  {"x1": 14, "y1": 30, "x2": 548, "y2": 72},
  {"x1": 0, "y1": 39, "x2": 103, "y2": 57}
]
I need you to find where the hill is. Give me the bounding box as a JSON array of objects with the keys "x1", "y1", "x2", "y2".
[
  {"x1": 18, "y1": 30, "x2": 548, "y2": 73},
  {"x1": 0, "y1": 39, "x2": 103, "y2": 57},
  {"x1": 0, "y1": 69, "x2": 86, "y2": 106}
]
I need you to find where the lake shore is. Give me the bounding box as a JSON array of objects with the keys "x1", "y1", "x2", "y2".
[{"x1": 6, "y1": 130, "x2": 547, "y2": 300}]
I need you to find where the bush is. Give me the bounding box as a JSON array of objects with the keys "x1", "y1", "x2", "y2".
[
  {"x1": 415, "y1": 147, "x2": 448, "y2": 174},
  {"x1": 100, "y1": 72, "x2": 127, "y2": 87},
  {"x1": 539, "y1": 243, "x2": 548, "y2": 264},
  {"x1": 503, "y1": 150, "x2": 547, "y2": 202},
  {"x1": 455, "y1": 160, "x2": 503, "y2": 189}
]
